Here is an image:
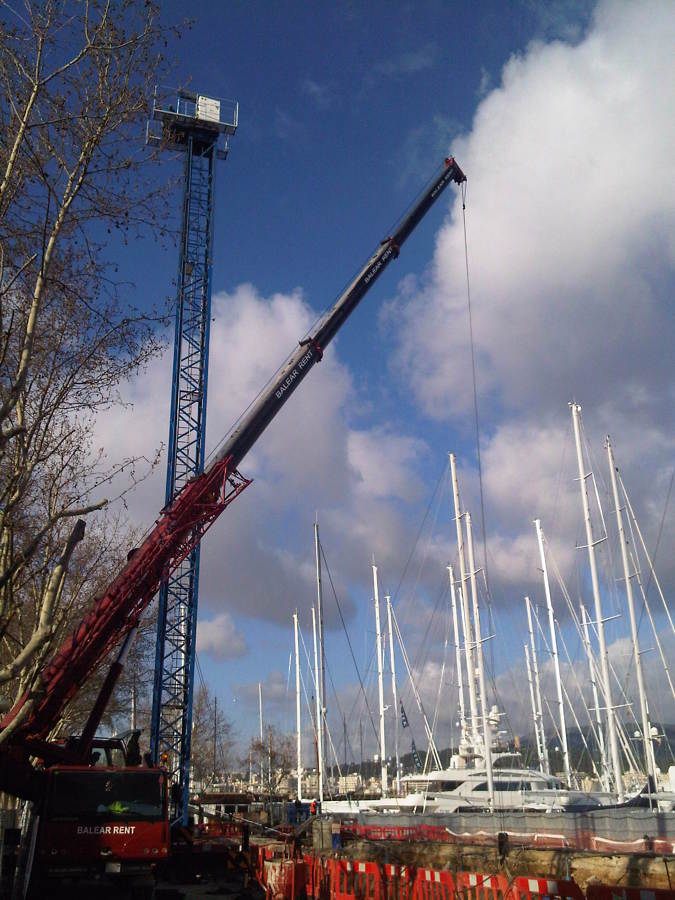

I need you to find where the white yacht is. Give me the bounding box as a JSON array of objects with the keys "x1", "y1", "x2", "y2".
[
  {"x1": 321, "y1": 756, "x2": 607, "y2": 816},
  {"x1": 398, "y1": 763, "x2": 606, "y2": 813}
]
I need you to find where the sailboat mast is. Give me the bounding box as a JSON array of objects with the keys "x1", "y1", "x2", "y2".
[
  {"x1": 525, "y1": 596, "x2": 550, "y2": 774},
  {"x1": 386, "y1": 595, "x2": 402, "y2": 795},
  {"x1": 314, "y1": 517, "x2": 327, "y2": 792},
  {"x1": 373, "y1": 564, "x2": 388, "y2": 797},
  {"x1": 465, "y1": 511, "x2": 494, "y2": 805},
  {"x1": 311, "y1": 606, "x2": 324, "y2": 802},
  {"x1": 293, "y1": 610, "x2": 303, "y2": 800},
  {"x1": 535, "y1": 519, "x2": 572, "y2": 787},
  {"x1": 581, "y1": 604, "x2": 609, "y2": 790},
  {"x1": 571, "y1": 402, "x2": 624, "y2": 801},
  {"x1": 258, "y1": 682, "x2": 264, "y2": 789},
  {"x1": 524, "y1": 643, "x2": 544, "y2": 771},
  {"x1": 450, "y1": 453, "x2": 480, "y2": 748},
  {"x1": 448, "y1": 566, "x2": 467, "y2": 742},
  {"x1": 607, "y1": 436, "x2": 657, "y2": 786}
]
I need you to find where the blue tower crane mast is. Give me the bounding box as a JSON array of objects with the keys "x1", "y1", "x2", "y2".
[{"x1": 146, "y1": 88, "x2": 238, "y2": 823}]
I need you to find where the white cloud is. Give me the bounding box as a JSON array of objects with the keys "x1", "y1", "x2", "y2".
[
  {"x1": 274, "y1": 108, "x2": 303, "y2": 142},
  {"x1": 301, "y1": 78, "x2": 333, "y2": 110},
  {"x1": 197, "y1": 612, "x2": 247, "y2": 660},
  {"x1": 373, "y1": 45, "x2": 438, "y2": 78},
  {"x1": 347, "y1": 429, "x2": 427, "y2": 501},
  {"x1": 384, "y1": 0, "x2": 674, "y2": 600},
  {"x1": 477, "y1": 67, "x2": 491, "y2": 98},
  {"x1": 93, "y1": 284, "x2": 437, "y2": 630},
  {"x1": 235, "y1": 670, "x2": 290, "y2": 710},
  {"x1": 390, "y1": 0, "x2": 674, "y2": 419}
]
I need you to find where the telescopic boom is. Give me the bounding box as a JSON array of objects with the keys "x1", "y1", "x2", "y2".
[{"x1": 0, "y1": 157, "x2": 465, "y2": 794}]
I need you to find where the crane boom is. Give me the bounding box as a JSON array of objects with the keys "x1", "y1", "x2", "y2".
[{"x1": 0, "y1": 157, "x2": 465, "y2": 797}]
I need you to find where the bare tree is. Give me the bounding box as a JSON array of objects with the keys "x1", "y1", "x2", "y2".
[
  {"x1": 0, "y1": 0, "x2": 182, "y2": 733},
  {"x1": 248, "y1": 726, "x2": 295, "y2": 796},
  {"x1": 190, "y1": 683, "x2": 235, "y2": 787}
]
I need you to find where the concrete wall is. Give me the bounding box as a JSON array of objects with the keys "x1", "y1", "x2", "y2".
[{"x1": 355, "y1": 808, "x2": 675, "y2": 842}]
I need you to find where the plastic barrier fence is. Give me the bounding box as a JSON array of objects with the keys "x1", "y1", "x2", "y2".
[
  {"x1": 256, "y1": 850, "x2": 592, "y2": 900},
  {"x1": 511, "y1": 875, "x2": 585, "y2": 900}
]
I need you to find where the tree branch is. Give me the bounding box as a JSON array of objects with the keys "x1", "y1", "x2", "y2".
[
  {"x1": 0, "y1": 500, "x2": 106, "y2": 594},
  {"x1": 0, "y1": 518, "x2": 85, "y2": 685}
]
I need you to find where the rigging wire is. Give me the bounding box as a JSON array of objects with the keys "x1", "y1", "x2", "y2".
[
  {"x1": 319, "y1": 540, "x2": 379, "y2": 744},
  {"x1": 583, "y1": 435, "x2": 673, "y2": 766},
  {"x1": 346, "y1": 459, "x2": 448, "y2": 749},
  {"x1": 640, "y1": 465, "x2": 673, "y2": 600},
  {"x1": 390, "y1": 458, "x2": 447, "y2": 606},
  {"x1": 298, "y1": 626, "x2": 322, "y2": 747},
  {"x1": 620, "y1": 468, "x2": 674, "y2": 633},
  {"x1": 195, "y1": 653, "x2": 206, "y2": 692},
  {"x1": 396, "y1": 462, "x2": 450, "y2": 718},
  {"x1": 547, "y1": 598, "x2": 604, "y2": 761},
  {"x1": 407, "y1": 576, "x2": 449, "y2": 699},
  {"x1": 323, "y1": 640, "x2": 358, "y2": 767}
]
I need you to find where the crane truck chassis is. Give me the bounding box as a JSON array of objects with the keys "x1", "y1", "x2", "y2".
[
  {"x1": 0, "y1": 156, "x2": 465, "y2": 893},
  {"x1": 28, "y1": 766, "x2": 168, "y2": 898}
]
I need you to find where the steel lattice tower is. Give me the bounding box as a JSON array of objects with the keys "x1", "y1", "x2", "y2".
[{"x1": 147, "y1": 89, "x2": 238, "y2": 823}]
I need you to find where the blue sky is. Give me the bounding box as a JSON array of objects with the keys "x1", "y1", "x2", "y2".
[{"x1": 96, "y1": 0, "x2": 675, "y2": 762}]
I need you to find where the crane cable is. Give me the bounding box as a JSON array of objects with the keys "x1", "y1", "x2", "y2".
[
  {"x1": 460, "y1": 181, "x2": 490, "y2": 593},
  {"x1": 460, "y1": 179, "x2": 506, "y2": 724},
  {"x1": 460, "y1": 179, "x2": 501, "y2": 703}
]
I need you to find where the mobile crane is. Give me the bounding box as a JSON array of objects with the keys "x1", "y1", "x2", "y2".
[{"x1": 0, "y1": 156, "x2": 465, "y2": 891}]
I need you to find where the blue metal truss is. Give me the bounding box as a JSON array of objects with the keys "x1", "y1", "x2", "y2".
[{"x1": 148, "y1": 90, "x2": 237, "y2": 824}]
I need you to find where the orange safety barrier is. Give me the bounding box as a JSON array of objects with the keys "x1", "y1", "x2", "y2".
[
  {"x1": 255, "y1": 842, "x2": 289, "y2": 893},
  {"x1": 256, "y1": 845, "x2": 267, "y2": 886},
  {"x1": 263, "y1": 857, "x2": 306, "y2": 900},
  {"x1": 259, "y1": 850, "x2": 666, "y2": 900},
  {"x1": 413, "y1": 867, "x2": 456, "y2": 900},
  {"x1": 304, "y1": 854, "x2": 315, "y2": 898},
  {"x1": 456, "y1": 871, "x2": 511, "y2": 900},
  {"x1": 511, "y1": 875, "x2": 585, "y2": 900},
  {"x1": 199, "y1": 820, "x2": 242, "y2": 838},
  {"x1": 304, "y1": 853, "x2": 331, "y2": 899},
  {"x1": 333, "y1": 859, "x2": 382, "y2": 900},
  {"x1": 381, "y1": 863, "x2": 415, "y2": 900},
  {"x1": 253, "y1": 851, "x2": 262, "y2": 888}
]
